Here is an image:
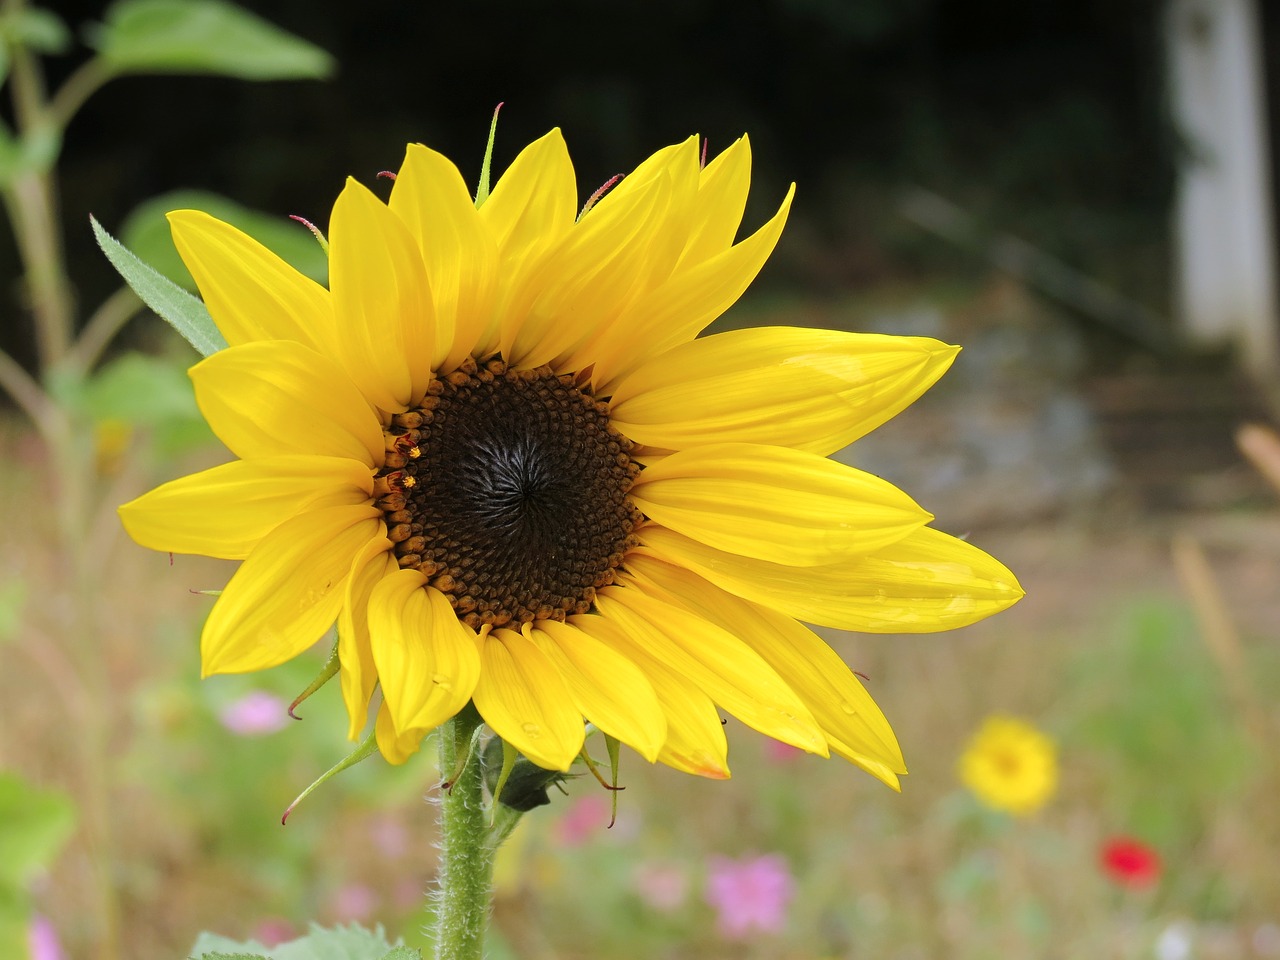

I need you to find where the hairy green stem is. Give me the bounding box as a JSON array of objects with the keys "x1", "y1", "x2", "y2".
[{"x1": 433, "y1": 708, "x2": 494, "y2": 960}]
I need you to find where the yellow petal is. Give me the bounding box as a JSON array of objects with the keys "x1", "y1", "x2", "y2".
[
  {"x1": 626, "y1": 553, "x2": 906, "y2": 785},
  {"x1": 594, "y1": 586, "x2": 826, "y2": 754},
  {"x1": 639, "y1": 525, "x2": 1025, "y2": 633},
  {"x1": 376, "y1": 700, "x2": 427, "y2": 765},
  {"x1": 337, "y1": 536, "x2": 395, "y2": 740},
  {"x1": 590, "y1": 183, "x2": 795, "y2": 392},
  {"x1": 189, "y1": 340, "x2": 383, "y2": 465},
  {"x1": 367, "y1": 571, "x2": 481, "y2": 736},
  {"x1": 630, "y1": 443, "x2": 931, "y2": 565},
  {"x1": 471, "y1": 627, "x2": 585, "y2": 772},
  {"x1": 479, "y1": 131, "x2": 576, "y2": 357},
  {"x1": 609, "y1": 327, "x2": 960, "y2": 455},
  {"x1": 329, "y1": 177, "x2": 437, "y2": 410},
  {"x1": 119, "y1": 454, "x2": 374, "y2": 560},
  {"x1": 481, "y1": 129, "x2": 577, "y2": 262},
  {"x1": 502, "y1": 168, "x2": 677, "y2": 370},
  {"x1": 201, "y1": 503, "x2": 382, "y2": 675},
  {"x1": 675, "y1": 135, "x2": 752, "y2": 270},
  {"x1": 531, "y1": 620, "x2": 666, "y2": 763},
  {"x1": 389, "y1": 144, "x2": 498, "y2": 370},
  {"x1": 168, "y1": 209, "x2": 334, "y2": 351},
  {"x1": 572, "y1": 612, "x2": 729, "y2": 779}
]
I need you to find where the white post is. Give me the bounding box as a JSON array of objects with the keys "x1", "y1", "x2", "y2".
[{"x1": 1166, "y1": 0, "x2": 1279, "y2": 375}]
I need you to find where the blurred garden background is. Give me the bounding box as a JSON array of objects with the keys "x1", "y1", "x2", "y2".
[{"x1": 2, "y1": 1, "x2": 1279, "y2": 958}]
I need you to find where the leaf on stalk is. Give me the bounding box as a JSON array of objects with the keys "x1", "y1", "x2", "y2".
[
  {"x1": 0, "y1": 773, "x2": 75, "y2": 888},
  {"x1": 121, "y1": 190, "x2": 328, "y2": 291},
  {"x1": 88, "y1": 0, "x2": 335, "y2": 80},
  {"x1": 90, "y1": 215, "x2": 227, "y2": 357},
  {"x1": 4, "y1": 8, "x2": 72, "y2": 53},
  {"x1": 192, "y1": 923, "x2": 404, "y2": 959}
]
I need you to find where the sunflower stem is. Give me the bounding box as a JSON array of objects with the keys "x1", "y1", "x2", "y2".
[{"x1": 433, "y1": 707, "x2": 494, "y2": 960}]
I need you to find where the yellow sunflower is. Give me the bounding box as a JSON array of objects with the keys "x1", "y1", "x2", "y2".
[
  {"x1": 119, "y1": 129, "x2": 1023, "y2": 788},
  {"x1": 958, "y1": 715, "x2": 1057, "y2": 815}
]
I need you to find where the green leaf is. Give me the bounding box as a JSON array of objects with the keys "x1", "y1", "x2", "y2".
[
  {"x1": 192, "y1": 923, "x2": 402, "y2": 960},
  {"x1": 380, "y1": 949, "x2": 422, "y2": 960},
  {"x1": 0, "y1": 897, "x2": 30, "y2": 960},
  {"x1": 121, "y1": 190, "x2": 328, "y2": 291},
  {"x1": 90, "y1": 214, "x2": 227, "y2": 357},
  {"x1": 0, "y1": 578, "x2": 24, "y2": 644},
  {"x1": 76, "y1": 353, "x2": 201, "y2": 426},
  {"x1": 195, "y1": 954, "x2": 269, "y2": 960},
  {"x1": 0, "y1": 773, "x2": 75, "y2": 888},
  {"x1": 0, "y1": 123, "x2": 62, "y2": 182},
  {"x1": 89, "y1": 0, "x2": 335, "y2": 80},
  {"x1": 5, "y1": 8, "x2": 72, "y2": 53}
]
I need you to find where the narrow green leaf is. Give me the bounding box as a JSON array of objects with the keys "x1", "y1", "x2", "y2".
[
  {"x1": 0, "y1": 773, "x2": 75, "y2": 888},
  {"x1": 90, "y1": 215, "x2": 227, "y2": 357},
  {"x1": 120, "y1": 190, "x2": 328, "y2": 291},
  {"x1": 89, "y1": 0, "x2": 335, "y2": 80}
]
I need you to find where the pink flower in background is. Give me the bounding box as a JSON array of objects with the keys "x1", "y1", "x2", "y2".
[
  {"x1": 328, "y1": 883, "x2": 378, "y2": 922},
  {"x1": 217, "y1": 691, "x2": 290, "y2": 736},
  {"x1": 633, "y1": 861, "x2": 691, "y2": 912},
  {"x1": 705, "y1": 854, "x2": 795, "y2": 939},
  {"x1": 1100, "y1": 837, "x2": 1162, "y2": 889},
  {"x1": 552, "y1": 793, "x2": 612, "y2": 846},
  {"x1": 368, "y1": 814, "x2": 409, "y2": 859},
  {"x1": 764, "y1": 738, "x2": 803, "y2": 764},
  {"x1": 251, "y1": 918, "x2": 296, "y2": 947},
  {"x1": 28, "y1": 915, "x2": 65, "y2": 960}
]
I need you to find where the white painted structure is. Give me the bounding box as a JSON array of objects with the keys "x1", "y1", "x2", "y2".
[{"x1": 1166, "y1": 0, "x2": 1279, "y2": 375}]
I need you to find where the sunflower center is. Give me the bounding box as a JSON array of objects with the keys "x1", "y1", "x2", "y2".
[{"x1": 374, "y1": 358, "x2": 643, "y2": 629}]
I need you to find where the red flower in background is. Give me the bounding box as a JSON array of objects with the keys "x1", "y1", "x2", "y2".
[{"x1": 1100, "y1": 837, "x2": 1161, "y2": 888}]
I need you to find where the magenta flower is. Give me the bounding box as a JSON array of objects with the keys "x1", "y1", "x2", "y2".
[
  {"x1": 763, "y1": 738, "x2": 804, "y2": 764},
  {"x1": 28, "y1": 915, "x2": 65, "y2": 960},
  {"x1": 552, "y1": 793, "x2": 612, "y2": 846},
  {"x1": 217, "y1": 691, "x2": 290, "y2": 736},
  {"x1": 704, "y1": 854, "x2": 795, "y2": 939}
]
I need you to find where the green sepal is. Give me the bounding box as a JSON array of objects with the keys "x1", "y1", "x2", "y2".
[
  {"x1": 605, "y1": 733, "x2": 623, "y2": 825},
  {"x1": 90, "y1": 214, "x2": 227, "y2": 357},
  {"x1": 474, "y1": 102, "x2": 502, "y2": 208},
  {"x1": 288, "y1": 636, "x2": 340, "y2": 720},
  {"x1": 280, "y1": 726, "x2": 378, "y2": 824},
  {"x1": 481, "y1": 737, "x2": 570, "y2": 812},
  {"x1": 488, "y1": 738, "x2": 520, "y2": 820}
]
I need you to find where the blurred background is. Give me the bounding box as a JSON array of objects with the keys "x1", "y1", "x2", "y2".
[{"x1": 1, "y1": 1, "x2": 1278, "y2": 958}]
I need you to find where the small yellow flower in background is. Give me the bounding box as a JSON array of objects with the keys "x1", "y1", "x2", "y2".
[
  {"x1": 119, "y1": 128, "x2": 1024, "y2": 788},
  {"x1": 94, "y1": 417, "x2": 133, "y2": 475},
  {"x1": 958, "y1": 715, "x2": 1058, "y2": 815}
]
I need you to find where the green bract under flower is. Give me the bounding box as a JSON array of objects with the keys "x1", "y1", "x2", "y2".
[{"x1": 119, "y1": 129, "x2": 1024, "y2": 788}]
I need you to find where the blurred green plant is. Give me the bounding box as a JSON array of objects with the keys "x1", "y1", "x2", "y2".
[
  {"x1": 192, "y1": 923, "x2": 418, "y2": 960},
  {"x1": 0, "y1": 3, "x2": 332, "y2": 958},
  {"x1": 0, "y1": 772, "x2": 75, "y2": 958}
]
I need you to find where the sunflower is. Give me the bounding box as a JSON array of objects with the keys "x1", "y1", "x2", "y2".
[
  {"x1": 119, "y1": 129, "x2": 1023, "y2": 788},
  {"x1": 958, "y1": 715, "x2": 1057, "y2": 815}
]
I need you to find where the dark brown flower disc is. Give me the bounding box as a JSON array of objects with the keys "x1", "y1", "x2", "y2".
[{"x1": 374, "y1": 358, "x2": 643, "y2": 629}]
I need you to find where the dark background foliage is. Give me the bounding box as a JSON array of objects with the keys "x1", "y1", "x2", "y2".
[{"x1": 11, "y1": 0, "x2": 1280, "y2": 363}]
